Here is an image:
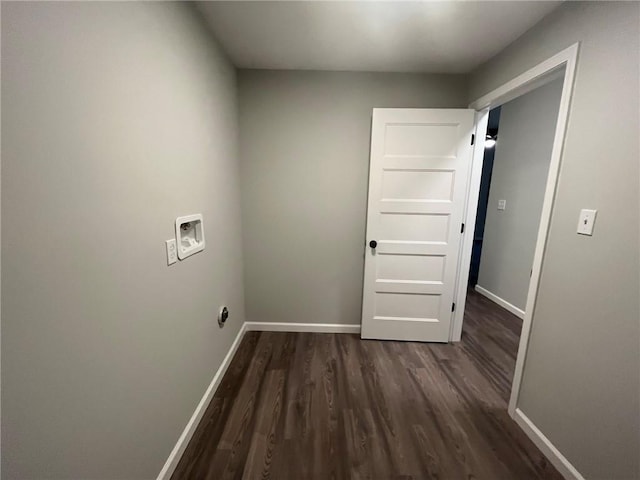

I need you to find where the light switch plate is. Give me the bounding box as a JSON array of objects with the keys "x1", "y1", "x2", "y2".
[
  {"x1": 498, "y1": 199, "x2": 506, "y2": 211},
  {"x1": 166, "y1": 239, "x2": 177, "y2": 265},
  {"x1": 577, "y1": 209, "x2": 597, "y2": 236}
]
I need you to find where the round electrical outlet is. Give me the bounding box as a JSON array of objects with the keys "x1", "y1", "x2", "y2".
[{"x1": 218, "y1": 306, "x2": 229, "y2": 328}]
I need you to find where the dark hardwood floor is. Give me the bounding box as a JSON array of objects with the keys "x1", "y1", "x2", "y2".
[{"x1": 172, "y1": 290, "x2": 562, "y2": 479}]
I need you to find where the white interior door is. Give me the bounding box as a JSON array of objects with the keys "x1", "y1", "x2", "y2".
[{"x1": 361, "y1": 108, "x2": 475, "y2": 342}]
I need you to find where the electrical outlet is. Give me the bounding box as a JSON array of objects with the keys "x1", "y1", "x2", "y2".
[
  {"x1": 166, "y1": 239, "x2": 177, "y2": 265},
  {"x1": 498, "y1": 199, "x2": 506, "y2": 211}
]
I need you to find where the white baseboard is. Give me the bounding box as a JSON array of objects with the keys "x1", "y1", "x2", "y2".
[
  {"x1": 160, "y1": 320, "x2": 584, "y2": 480},
  {"x1": 156, "y1": 322, "x2": 247, "y2": 480},
  {"x1": 512, "y1": 408, "x2": 584, "y2": 480},
  {"x1": 244, "y1": 321, "x2": 360, "y2": 334},
  {"x1": 474, "y1": 285, "x2": 525, "y2": 319},
  {"x1": 157, "y1": 320, "x2": 358, "y2": 478}
]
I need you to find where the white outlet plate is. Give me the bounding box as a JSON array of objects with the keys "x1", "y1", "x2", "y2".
[
  {"x1": 577, "y1": 209, "x2": 597, "y2": 236},
  {"x1": 498, "y1": 199, "x2": 506, "y2": 211},
  {"x1": 166, "y1": 239, "x2": 177, "y2": 265}
]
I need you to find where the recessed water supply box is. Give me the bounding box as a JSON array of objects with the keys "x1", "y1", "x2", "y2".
[{"x1": 175, "y1": 214, "x2": 205, "y2": 260}]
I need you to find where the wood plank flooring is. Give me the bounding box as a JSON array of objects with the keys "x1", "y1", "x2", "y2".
[{"x1": 172, "y1": 290, "x2": 562, "y2": 479}]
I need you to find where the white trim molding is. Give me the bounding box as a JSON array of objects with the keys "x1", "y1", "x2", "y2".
[
  {"x1": 451, "y1": 43, "x2": 579, "y2": 420},
  {"x1": 156, "y1": 322, "x2": 247, "y2": 480},
  {"x1": 245, "y1": 322, "x2": 360, "y2": 334},
  {"x1": 474, "y1": 285, "x2": 525, "y2": 320},
  {"x1": 450, "y1": 47, "x2": 579, "y2": 342},
  {"x1": 507, "y1": 42, "x2": 579, "y2": 415},
  {"x1": 450, "y1": 108, "x2": 489, "y2": 341},
  {"x1": 156, "y1": 320, "x2": 360, "y2": 478},
  {"x1": 512, "y1": 408, "x2": 585, "y2": 480}
]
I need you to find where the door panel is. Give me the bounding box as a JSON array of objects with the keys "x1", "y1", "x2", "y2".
[
  {"x1": 378, "y1": 213, "x2": 449, "y2": 242},
  {"x1": 384, "y1": 124, "x2": 460, "y2": 156},
  {"x1": 377, "y1": 254, "x2": 445, "y2": 282},
  {"x1": 375, "y1": 292, "x2": 441, "y2": 319},
  {"x1": 361, "y1": 109, "x2": 475, "y2": 342},
  {"x1": 382, "y1": 169, "x2": 455, "y2": 201}
]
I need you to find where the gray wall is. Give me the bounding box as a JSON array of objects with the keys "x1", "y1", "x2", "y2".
[
  {"x1": 477, "y1": 78, "x2": 563, "y2": 311},
  {"x1": 238, "y1": 70, "x2": 467, "y2": 326},
  {"x1": 1, "y1": 2, "x2": 245, "y2": 478},
  {"x1": 470, "y1": 2, "x2": 640, "y2": 478}
]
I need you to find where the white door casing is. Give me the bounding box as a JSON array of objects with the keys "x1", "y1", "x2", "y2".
[{"x1": 361, "y1": 108, "x2": 475, "y2": 342}]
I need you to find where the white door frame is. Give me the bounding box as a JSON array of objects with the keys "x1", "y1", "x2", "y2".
[{"x1": 450, "y1": 43, "x2": 580, "y2": 416}]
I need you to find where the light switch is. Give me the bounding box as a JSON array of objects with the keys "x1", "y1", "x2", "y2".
[
  {"x1": 498, "y1": 199, "x2": 506, "y2": 211},
  {"x1": 577, "y1": 209, "x2": 597, "y2": 236},
  {"x1": 166, "y1": 239, "x2": 177, "y2": 265}
]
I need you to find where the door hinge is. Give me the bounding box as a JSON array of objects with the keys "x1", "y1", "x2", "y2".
[
  {"x1": 460, "y1": 223, "x2": 465, "y2": 234},
  {"x1": 451, "y1": 302, "x2": 456, "y2": 312},
  {"x1": 471, "y1": 134, "x2": 475, "y2": 145}
]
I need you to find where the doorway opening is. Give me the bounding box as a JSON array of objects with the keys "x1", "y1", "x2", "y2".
[
  {"x1": 468, "y1": 106, "x2": 501, "y2": 289},
  {"x1": 470, "y1": 71, "x2": 564, "y2": 319},
  {"x1": 462, "y1": 75, "x2": 564, "y2": 413},
  {"x1": 452, "y1": 43, "x2": 579, "y2": 417}
]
